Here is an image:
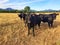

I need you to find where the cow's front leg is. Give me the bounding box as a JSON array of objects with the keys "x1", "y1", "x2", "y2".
[
  {"x1": 28, "y1": 28, "x2": 30, "y2": 36},
  {"x1": 33, "y1": 26, "x2": 35, "y2": 36},
  {"x1": 28, "y1": 23, "x2": 31, "y2": 36}
]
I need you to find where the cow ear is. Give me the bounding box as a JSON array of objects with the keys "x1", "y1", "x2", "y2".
[{"x1": 53, "y1": 13, "x2": 59, "y2": 15}]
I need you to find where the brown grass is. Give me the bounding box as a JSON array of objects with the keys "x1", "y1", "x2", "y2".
[{"x1": 0, "y1": 13, "x2": 60, "y2": 45}]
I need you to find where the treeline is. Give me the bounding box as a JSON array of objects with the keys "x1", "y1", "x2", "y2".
[
  {"x1": 0, "y1": 6, "x2": 60, "y2": 13},
  {"x1": 0, "y1": 10, "x2": 38, "y2": 13},
  {"x1": 0, "y1": 9, "x2": 60, "y2": 13},
  {"x1": 0, "y1": 9, "x2": 23, "y2": 13}
]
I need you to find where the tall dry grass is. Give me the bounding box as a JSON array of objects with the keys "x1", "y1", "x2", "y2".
[{"x1": 0, "y1": 13, "x2": 60, "y2": 45}]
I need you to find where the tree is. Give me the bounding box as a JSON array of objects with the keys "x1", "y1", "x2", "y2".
[
  {"x1": 24, "y1": 6, "x2": 30, "y2": 27},
  {"x1": 24, "y1": 6, "x2": 31, "y2": 21},
  {"x1": 24, "y1": 6, "x2": 30, "y2": 13}
]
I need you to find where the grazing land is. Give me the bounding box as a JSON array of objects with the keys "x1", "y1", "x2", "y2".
[{"x1": 0, "y1": 13, "x2": 60, "y2": 45}]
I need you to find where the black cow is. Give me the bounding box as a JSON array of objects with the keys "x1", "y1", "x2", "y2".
[
  {"x1": 18, "y1": 13, "x2": 36, "y2": 36},
  {"x1": 18, "y1": 13, "x2": 27, "y2": 26},
  {"x1": 27, "y1": 14, "x2": 41, "y2": 36},
  {"x1": 18, "y1": 13, "x2": 27, "y2": 21},
  {"x1": 18, "y1": 13, "x2": 58, "y2": 36},
  {"x1": 39, "y1": 13, "x2": 58, "y2": 28}
]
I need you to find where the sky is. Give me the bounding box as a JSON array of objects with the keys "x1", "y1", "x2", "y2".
[{"x1": 0, "y1": 0, "x2": 60, "y2": 11}]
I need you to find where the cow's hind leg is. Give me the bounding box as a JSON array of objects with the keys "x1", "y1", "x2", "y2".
[
  {"x1": 48, "y1": 22, "x2": 51, "y2": 28},
  {"x1": 51, "y1": 21, "x2": 53, "y2": 28},
  {"x1": 38, "y1": 22, "x2": 41, "y2": 28}
]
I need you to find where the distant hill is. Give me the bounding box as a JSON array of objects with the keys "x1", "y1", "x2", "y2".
[
  {"x1": 5, "y1": 8, "x2": 14, "y2": 11},
  {"x1": 30, "y1": 10, "x2": 37, "y2": 13},
  {"x1": 39, "y1": 9, "x2": 60, "y2": 12},
  {"x1": 0, "y1": 8, "x2": 14, "y2": 11}
]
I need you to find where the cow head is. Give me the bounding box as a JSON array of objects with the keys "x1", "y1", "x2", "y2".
[
  {"x1": 50, "y1": 13, "x2": 59, "y2": 20},
  {"x1": 18, "y1": 13, "x2": 27, "y2": 20},
  {"x1": 18, "y1": 13, "x2": 23, "y2": 19}
]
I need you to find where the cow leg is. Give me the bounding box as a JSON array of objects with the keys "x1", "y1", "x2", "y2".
[
  {"x1": 28, "y1": 23, "x2": 31, "y2": 36},
  {"x1": 38, "y1": 23, "x2": 40, "y2": 29},
  {"x1": 32, "y1": 26, "x2": 35, "y2": 36},
  {"x1": 51, "y1": 21, "x2": 53, "y2": 27},
  {"x1": 28, "y1": 28, "x2": 30, "y2": 36},
  {"x1": 48, "y1": 22, "x2": 51, "y2": 28},
  {"x1": 38, "y1": 22, "x2": 41, "y2": 28}
]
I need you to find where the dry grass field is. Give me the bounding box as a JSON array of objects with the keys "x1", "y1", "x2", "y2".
[{"x1": 0, "y1": 13, "x2": 60, "y2": 45}]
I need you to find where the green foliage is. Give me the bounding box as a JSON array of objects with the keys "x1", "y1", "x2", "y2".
[
  {"x1": 24, "y1": 6, "x2": 30, "y2": 13},
  {"x1": 0, "y1": 10, "x2": 22, "y2": 13}
]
